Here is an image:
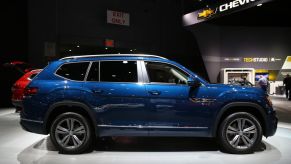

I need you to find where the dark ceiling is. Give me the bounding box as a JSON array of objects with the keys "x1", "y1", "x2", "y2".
[{"x1": 183, "y1": 0, "x2": 290, "y2": 27}]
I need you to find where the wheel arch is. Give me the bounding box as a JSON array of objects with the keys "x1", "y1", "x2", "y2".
[
  {"x1": 212, "y1": 102, "x2": 267, "y2": 137},
  {"x1": 44, "y1": 101, "x2": 98, "y2": 136}
]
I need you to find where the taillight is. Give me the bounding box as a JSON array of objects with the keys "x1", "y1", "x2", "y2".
[{"x1": 23, "y1": 87, "x2": 38, "y2": 97}]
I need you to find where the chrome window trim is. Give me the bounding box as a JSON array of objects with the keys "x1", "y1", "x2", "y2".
[
  {"x1": 137, "y1": 60, "x2": 143, "y2": 83},
  {"x1": 21, "y1": 118, "x2": 44, "y2": 124},
  {"x1": 84, "y1": 61, "x2": 93, "y2": 81},
  {"x1": 97, "y1": 124, "x2": 208, "y2": 129},
  {"x1": 60, "y1": 54, "x2": 168, "y2": 60},
  {"x1": 98, "y1": 60, "x2": 101, "y2": 81},
  {"x1": 140, "y1": 60, "x2": 149, "y2": 83},
  {"x1": 84, "y1": 61, "x2": 99, "y2": 82}
]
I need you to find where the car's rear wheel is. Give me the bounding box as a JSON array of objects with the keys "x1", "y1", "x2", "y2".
[
  {"x1": 50, "y1": 112, "x2": 93, "y2": 154},
  {"x1": 218, "y1": 112, "x2": 262, "y2": 154}
]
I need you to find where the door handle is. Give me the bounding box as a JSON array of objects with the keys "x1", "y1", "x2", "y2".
[
  {"x1": 148, "y1": 90, "x2": 161, "y2": 95},
  {"x1": 92, "y1": 89, "x2": 103, "y2": 94}
]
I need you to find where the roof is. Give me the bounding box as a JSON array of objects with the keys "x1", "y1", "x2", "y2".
[{"x1": 59, "y1": 54, "x2": 167, "y2": 60}]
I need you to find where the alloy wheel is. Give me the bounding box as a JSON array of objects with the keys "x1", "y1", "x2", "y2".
[
  {"x1": 55, "y1": 118, "x2": 86, "y2": 149},
  {"x1": 225, "y1": 118, "x2": 258, "y2": 150}
]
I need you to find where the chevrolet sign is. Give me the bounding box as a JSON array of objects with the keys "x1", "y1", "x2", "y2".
[
  {"x1": 219, "y1": 0, "x2": 258, "y2": 12},
  {"x1": 183, "y1": 0, "x2": 273, "y2": 26}
]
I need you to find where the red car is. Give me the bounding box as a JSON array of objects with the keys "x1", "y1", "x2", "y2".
[{"x1": 11, "y1": 69, "x2": 42, "y2": 112}]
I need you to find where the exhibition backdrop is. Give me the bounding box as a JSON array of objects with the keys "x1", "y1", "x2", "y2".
[{"x1": 182, "y1": 0, "x2": 290, "y2": 83}]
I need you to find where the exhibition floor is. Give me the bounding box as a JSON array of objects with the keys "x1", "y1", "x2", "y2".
[{"x1": 0, "y1": 96, "x2": 291, "y2": 164}]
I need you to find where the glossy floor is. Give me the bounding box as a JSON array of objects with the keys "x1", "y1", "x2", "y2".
[{"x1": 0, "y1": 95, "x2": 291, "y2": 164}]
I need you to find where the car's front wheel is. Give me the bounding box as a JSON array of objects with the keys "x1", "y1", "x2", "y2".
[
  {"x1": 50, "y1": 112, "x2": 93, "y2": 154},
  {"x1": 218, "y1": 112, "x2": 263, "y2": 154}
]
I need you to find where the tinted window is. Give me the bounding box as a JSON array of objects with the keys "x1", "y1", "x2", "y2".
[
  {"x1": 56, "y1": 62, "x2": 89, "y2": 81},
  {"x1": 87, "y1": 62, "x2": 99, "y2": 81},
  {"x1": 145, "y1": 62, "x2": 188, "y2": 84},
  {"x1": 100, "y1": 61, "x2": 137, "y2": 82}
]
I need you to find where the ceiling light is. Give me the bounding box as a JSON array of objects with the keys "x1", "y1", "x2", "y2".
[
  {"x1": 76, "y1": 45, "x2": 80, "y2": 48},
  {"x1": 105, "y1": 47, "x2": 108, "y2": 50},
  {"x1": 257, "y1": 3, "x2": 262, "y2": 7},
  {"x1": 69, "y1": 49, "x2": 72, "y2": 52}
]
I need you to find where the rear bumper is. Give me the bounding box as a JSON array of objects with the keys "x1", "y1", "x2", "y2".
[
  {"x1": 265, "y1": 110, "x2": 278, "y2": 137},
  {"x1": 20, "y1": 112, "x2": 47, "y2": 134},
  {"x1": 12, "y1": 100, "x2": 22, "y2": 108}
]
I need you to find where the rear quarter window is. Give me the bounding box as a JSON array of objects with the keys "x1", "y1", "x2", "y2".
[
  {"x1": 28, "y1": 73, "x2": 38, "y2": 80},
  {"x1": 56, "y1": 62, "x2": 89, "y2": 81}
]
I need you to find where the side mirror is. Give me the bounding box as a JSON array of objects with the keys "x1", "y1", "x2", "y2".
[{"x1": 187, "y1": 77, "x2": 201, "y2": 88}]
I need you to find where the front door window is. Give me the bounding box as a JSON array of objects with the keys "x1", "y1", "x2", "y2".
[{"x1": 145, "y1": 62, "x2": 188, "y2": 84}]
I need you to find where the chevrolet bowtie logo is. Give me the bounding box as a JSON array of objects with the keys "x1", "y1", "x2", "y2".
[{"x1": 198, "y1": 9, "x2": 215, "y2": 19}]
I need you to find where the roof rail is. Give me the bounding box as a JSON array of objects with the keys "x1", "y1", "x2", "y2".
[{"x1": 60, "y1": 54, "x2": 167, "y2": 60}]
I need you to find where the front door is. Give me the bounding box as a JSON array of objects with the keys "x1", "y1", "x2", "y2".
[{"x1": 143, "y1": 61, "x2": 211, "y2": 136}]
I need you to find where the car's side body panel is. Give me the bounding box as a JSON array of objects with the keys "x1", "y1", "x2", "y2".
[{"x1": 20, "y1": 55, "x2": 277, "y2": 139}]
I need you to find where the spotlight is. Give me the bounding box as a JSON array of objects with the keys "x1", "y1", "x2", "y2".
[
  {"x1": 69, "y1": 49, "x2": 72, "y2": 52},
  {"x1": 257, "y1": 3, "x2": 262, "y2": 7},
  {"x1": 76, "y1": 45, "x2": 80, "y2": 48}
]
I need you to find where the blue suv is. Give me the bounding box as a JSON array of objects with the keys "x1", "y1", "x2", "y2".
[{"x1": 20, "y1": 54, "x2": 277, "y2": 154}]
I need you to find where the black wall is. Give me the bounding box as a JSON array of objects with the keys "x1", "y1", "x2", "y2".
[
  {"x1": 0, "y1": 0, "x2": 28, "y2": 107},
  {"x1": 28, "y1": 0, "x2": 208, "y2": 78},
  {"x1": 0, "y1": 0, "x2": 28, "y2": 63}
]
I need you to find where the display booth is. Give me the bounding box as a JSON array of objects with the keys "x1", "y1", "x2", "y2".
[{"x1": 220, "y1": 68, "x2": 255, "y2": 85}]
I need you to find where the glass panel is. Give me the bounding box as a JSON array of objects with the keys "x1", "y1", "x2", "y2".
[
  {"x1": 100, "y1": 61, "x2": 137, "y2": 82},
  {"x1": 145, "y1": 62, "x2": 188, "y2": 84},
  {"x1": 56, "y1": 62, "x2": 89, "y2": 81}
]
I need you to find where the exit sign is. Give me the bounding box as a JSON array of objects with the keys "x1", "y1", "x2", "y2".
[{"x1": 107, "y1": 10, "x2": 130, "y2": 26}]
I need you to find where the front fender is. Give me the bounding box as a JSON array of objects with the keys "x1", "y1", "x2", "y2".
[{"x1": 211, "y1": 101, "x2": 267, "y2": 137}]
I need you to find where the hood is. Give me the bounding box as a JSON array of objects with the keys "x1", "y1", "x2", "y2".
[{"x1": 207, "y1": 83, "x2": 265, "y2": 95}]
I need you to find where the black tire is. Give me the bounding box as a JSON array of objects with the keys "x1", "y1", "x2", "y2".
[
  {"x1": 50, "y1": 112, "x2": 94, "y2": 154},
  {"x1": 218, "y1": 112, "x2": 262, "y2": 154}
]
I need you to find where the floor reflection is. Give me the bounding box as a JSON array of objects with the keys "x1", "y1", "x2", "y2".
[{"x1": 17, "y1": 136, "x2": 281, "y2": 164}]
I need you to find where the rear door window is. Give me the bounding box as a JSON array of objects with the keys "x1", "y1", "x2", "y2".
[
  {"x1": 100, "y1": 61, "x2": 137, "y2": 82},
  {"x1": 56, "y1": 62, "x2": 89, "y2": 81}
]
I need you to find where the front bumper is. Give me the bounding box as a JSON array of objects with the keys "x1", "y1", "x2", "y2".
[{"x1": 265, "y1": 110, "x2": 278, "y2": 137}]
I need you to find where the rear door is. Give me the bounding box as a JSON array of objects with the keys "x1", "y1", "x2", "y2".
[{"x1": 82, "y1": 60, "x2": 148, "y2": 136}]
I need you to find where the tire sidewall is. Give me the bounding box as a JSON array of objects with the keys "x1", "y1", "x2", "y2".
[
  {"x1": 50, "y1": 112, "x2": 93, "y2": 154},
  {"x1": 218, "y1": 112, "x2": 263, "y2": 154}
]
